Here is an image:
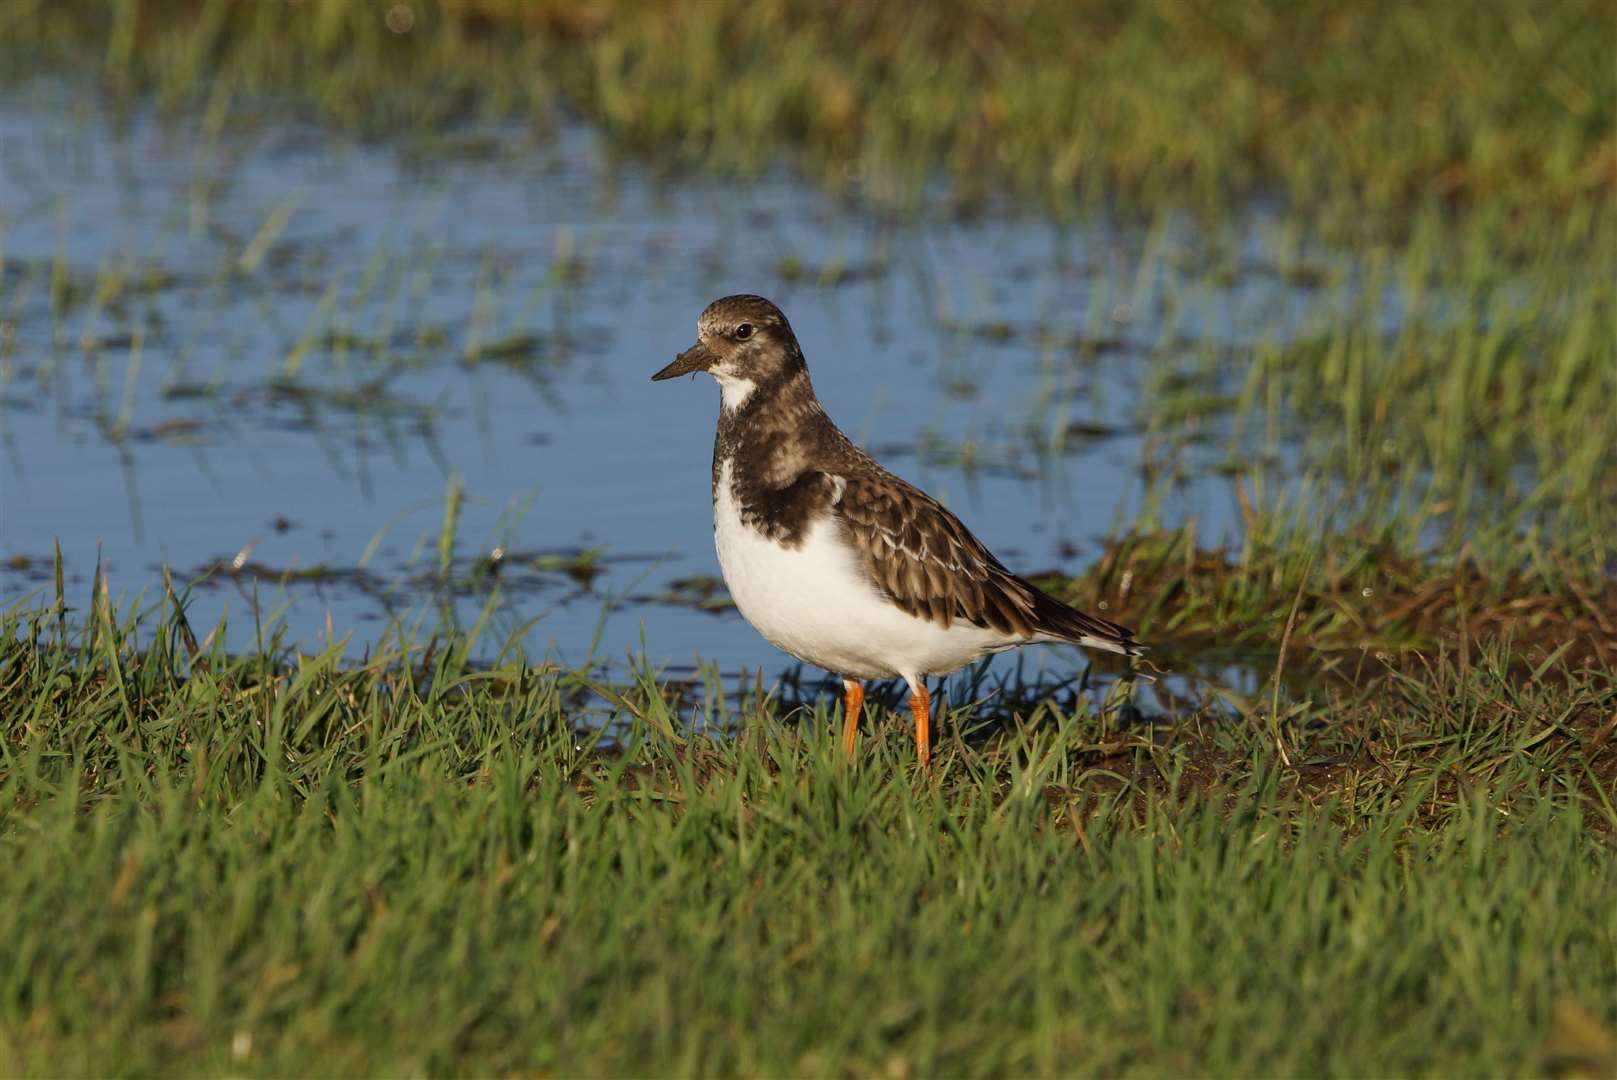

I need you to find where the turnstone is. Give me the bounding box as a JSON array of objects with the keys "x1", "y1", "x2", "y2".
[{"x1": 653, "y1": 294, "x2": 1143, "y2": 766}]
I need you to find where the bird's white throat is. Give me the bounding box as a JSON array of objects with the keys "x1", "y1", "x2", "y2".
[{"x1": 711, "y1": 370, "x2": 756, "y2": 411}]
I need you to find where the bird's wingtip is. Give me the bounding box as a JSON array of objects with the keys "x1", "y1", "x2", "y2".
[{"x1": 1076, "y1": 633, "x2": 1147, "y2": 658}]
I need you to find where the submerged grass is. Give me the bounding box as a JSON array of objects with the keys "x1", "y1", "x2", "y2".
[
  {"x1": 5, "y1": 0, "x2": 1613, "y2": 219},
  {"x1": 1, "y1": 590, "x2": 1615, "y2": 1075}
]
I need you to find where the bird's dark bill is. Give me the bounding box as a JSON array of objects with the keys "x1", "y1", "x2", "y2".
[{"x1": 651, "y1": 343, "x2": 716, "y2": 381}]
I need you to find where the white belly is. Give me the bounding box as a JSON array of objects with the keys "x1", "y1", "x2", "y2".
[{"x1": 712, "y1": 459, "x2": 1018, "y2": 680}]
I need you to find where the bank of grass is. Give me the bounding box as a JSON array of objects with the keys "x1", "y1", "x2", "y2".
[
  {"x1": 5, "y1": 0, "x2": 1613, "y2": 218},
  {"x1": 1044, "y1": 523, "x2": 1616, "y2": 673},
  {"x1": 2, "y1": 580, "x2": 1615, "y2": 1075}
]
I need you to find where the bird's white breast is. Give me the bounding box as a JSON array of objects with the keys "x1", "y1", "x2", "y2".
[{"x1": 712, "y1": 457, "x2": 1015, "y2": 680}]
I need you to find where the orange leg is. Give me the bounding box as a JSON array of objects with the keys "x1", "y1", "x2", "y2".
[
  {"x1": 909, "y1": 682, "x2": 932, "y2": 767},
  {"x1": 841, "y1": 679, "x2": 864, "y2": 758}
]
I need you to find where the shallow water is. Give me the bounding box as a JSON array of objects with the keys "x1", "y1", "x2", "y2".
[{"x1": 1, "y1": 81, "x2": 1330, "y2": 699}]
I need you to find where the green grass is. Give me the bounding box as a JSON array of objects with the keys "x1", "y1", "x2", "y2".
[
  {"x1": 5, "y1": 0, "x2": 1613, "y2": 220},
  {"x1": 2, "y1": 588, "x2": 1615, "y2": 1075}
]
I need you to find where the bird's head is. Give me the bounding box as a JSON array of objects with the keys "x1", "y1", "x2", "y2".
[{"x1": 652, "y1": 294, "x2": 805, "y2": 410}]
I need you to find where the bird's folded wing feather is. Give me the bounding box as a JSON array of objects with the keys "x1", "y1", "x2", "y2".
[{"x1": 831, "y1": 472, "x2": 1135, "y2": 649}]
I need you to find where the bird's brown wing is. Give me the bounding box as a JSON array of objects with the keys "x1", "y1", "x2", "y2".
[{"x1": 831, "y1": 471, "x2": 1142, "y2": 654}]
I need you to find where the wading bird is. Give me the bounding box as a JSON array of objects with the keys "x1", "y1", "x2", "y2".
[{"x1": 653, "y1": 294, "x2": 1143, "y2": 765}]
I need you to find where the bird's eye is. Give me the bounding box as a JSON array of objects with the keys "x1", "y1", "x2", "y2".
[{"x1": 734, "y1": 323, "x2": 754, "y2": 341}]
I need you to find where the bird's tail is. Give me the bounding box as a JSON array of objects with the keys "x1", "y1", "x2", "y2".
[{"x1": 1029, "y1": 587, "x2": 1146, "y2": 658}]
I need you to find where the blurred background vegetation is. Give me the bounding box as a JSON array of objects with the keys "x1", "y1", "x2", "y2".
[{"x1": 8, "y1": 0, "x2": 1613, "y2": 219}]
